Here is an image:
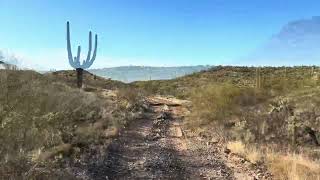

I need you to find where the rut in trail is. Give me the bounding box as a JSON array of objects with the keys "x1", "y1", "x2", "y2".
[
  {"x1": 90, "y1": 97, "x2": 189, "y2": 179},
  {"x1": 89, "y1": 96, "x2": 272, "y2": 180}
]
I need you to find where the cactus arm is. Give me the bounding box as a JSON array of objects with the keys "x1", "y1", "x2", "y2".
[
  {"x1": 67, "y1": 21, "x2": 97, "y2": 70},
  {"x1": 67, "y1": 21, "x2": 76, "y2": 68},
  {"x1": 91, "y1": 34, "x2": 98, "y2": 61},
  {"x1": 82, "y1": 34, "x2": 97, "y2": 69},
  {"x1": 85, "y1": 31, "x2": 92, "y2": 64},
  {"x1": 91, "y1": 34, "x2": 98, "y2": 62},
  {"x1": 73, "y1": 57, "x2": 79, "y2": 68},
  {"x1": 87, "y1": 34, "x2": 98, "y2": 68}
]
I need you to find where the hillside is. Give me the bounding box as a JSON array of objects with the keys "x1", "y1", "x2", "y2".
[
  {"x1": 1, "y1": 66, "x2": 320, "y2": 179},
  {"x1": 46, "y1": 70, "x2": 128, "y2": 90},
  {"x1": 135, "y1": 66, "x2": 320, "y2": 179},
  {"x1": 134, "y1": 66, "x2": 318, "y2": 97},
  {"x1": 0, "y1": 69, "x2": 145, "y2": 179}
]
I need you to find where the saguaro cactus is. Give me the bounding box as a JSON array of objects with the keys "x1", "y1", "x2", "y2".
[
  {"x1": 255, "y1": 67, "x2": 261, "y2": 89},
  {"x1": 66, "y1": 21, "x2": 98, "y2": 88},
  {"x1": 284, "y1": 67, "x2": 287, "y2": 78},
  {"x1": 311, "y1": 66, "x2": 315, "y2": 77}
]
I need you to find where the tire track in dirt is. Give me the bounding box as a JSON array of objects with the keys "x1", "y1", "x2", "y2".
[
  {"x1": 90, "y1": 96, "x2": 271, "y2": 179},
  {"x1": 90, "y1": 97, "x2": 188, "y2": 179}
]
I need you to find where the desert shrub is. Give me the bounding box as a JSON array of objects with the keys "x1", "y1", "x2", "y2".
[
  {"x1": 113, "y1": 86, "x2": 146, "y2": 129},
  {"x1": 117, "y1": 86, "x2": 143, "y2": 106},
  {"x1": 134, "y1": 80, "x2": 182, "y2": 97},
  {"x1": 185, "y1": 71, "x2": 320, "y2": 144},
  {"x1": 263, "y1": 76, "x2": 317, "y2": 96},
  {"x1": 186, "y1": 83, "x2": 268, "y2": 128}
]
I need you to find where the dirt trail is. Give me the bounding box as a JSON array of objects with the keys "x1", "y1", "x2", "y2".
[{"x1": 91, "y1": 96, "x2": 272, "y2": 180}]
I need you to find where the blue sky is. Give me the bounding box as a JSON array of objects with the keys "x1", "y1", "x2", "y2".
[{"x1": 0, "y1": 0, "x2": 320, "y2": 70}]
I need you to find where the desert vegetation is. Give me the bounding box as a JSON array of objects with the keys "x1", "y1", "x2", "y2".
[
  {"x1": 227, "y1": 141, "x2": 320, "y2": 179},
  {"x1": 0, "y1": 69, "x2": 144, "y2": 179},
  {"x1": 2, "y1": 65, "x2": 320, "y2": 179},
  {"x1": 136, "y1": 66, "x2": 320, "y2": 179}
]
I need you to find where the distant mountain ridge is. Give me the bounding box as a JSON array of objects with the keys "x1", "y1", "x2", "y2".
[
  {"x1": 89, "y1": 65, "x2": 211, "y2": 82},
  {"x1": 246, "y1": 16, "x2": 320, "y2": 66}
]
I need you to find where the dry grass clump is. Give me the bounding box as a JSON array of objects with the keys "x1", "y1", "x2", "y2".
[
  {"x1": 227, "y1": 141, "x2": 262, "y2": 163},
  {"x1": 266, "y1": 151, "x2": 320, "y2": 180},
  {"x1": 227, "y1": 141, "x2": 246, "y2": 156},
  {"x1": 227, "y1": 141, "x2": 320, "y2": 180}
]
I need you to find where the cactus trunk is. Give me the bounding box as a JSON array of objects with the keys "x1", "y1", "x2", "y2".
[
  {"x1": 76, "y1": 68, "x2": 83, "y2": 88},
  {"x1": 284, "y1": 67, "x2": 287, "y2": 78},
  {"x1": 255, "y1": 67, "x2": 261, "y2": 89},
  {"x1": 292, "y1": 117, "x2": 297, "y2": 147}
]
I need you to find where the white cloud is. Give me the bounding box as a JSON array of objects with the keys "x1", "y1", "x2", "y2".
[{"x1": 0, "y1": 49, "x2": 39, "y2": 70}]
